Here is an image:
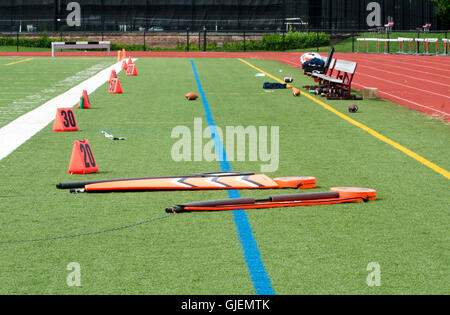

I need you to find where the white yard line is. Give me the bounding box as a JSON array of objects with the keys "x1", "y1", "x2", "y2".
[
  {"x1": 0, "y1": 62, "x2": 112, "y2": 126},
  {"x1": 0, "y1": 59, "x2": 136, "y2": 161}
]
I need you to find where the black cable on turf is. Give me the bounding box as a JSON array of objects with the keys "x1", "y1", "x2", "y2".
[{"x1": 0, "y1": 214, "x2": 174, "y2": 245}]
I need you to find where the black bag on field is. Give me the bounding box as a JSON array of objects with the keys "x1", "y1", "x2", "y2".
[{"x1": 263, "y1": 82, "x2": 287, "y2": 89}]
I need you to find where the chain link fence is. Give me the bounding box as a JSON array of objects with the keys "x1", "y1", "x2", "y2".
[{"x1": 1, "y1": 28, "x2": 448, "y2": 56}]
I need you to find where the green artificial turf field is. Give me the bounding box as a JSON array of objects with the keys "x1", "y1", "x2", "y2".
[
  {"x1": 0, "y1": 46, "x2": 50, "y2": 52},
  {"x1": 0, "y1": 56, "x2": 448, "y2": 294},
  {"x1": 0, "y1": 57, "x2": 114, "y2": 127}
]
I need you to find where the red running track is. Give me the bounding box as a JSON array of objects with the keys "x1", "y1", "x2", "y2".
[
  {"x1": 1, "y1": 50, "x2": 449, "y2": 121},
  {"x1": 262, "y1": 52, "x2": 450, "y2": 122},
  {"x1": 332, "y1": 53, "x2": 449, "y2": 121}
]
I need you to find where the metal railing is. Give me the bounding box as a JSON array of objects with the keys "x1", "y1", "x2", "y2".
[{"x1": 0, "y1": 29, "x2": 448, "y2": 54}]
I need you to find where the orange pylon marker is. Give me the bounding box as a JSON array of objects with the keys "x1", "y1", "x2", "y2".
[
  {"x1": 108, "y1": 78, "x2": 123, "y2": 94},
  {"x1": 117, "y1": 50, "x2": 122, "y2": 62},
  {"x1": 121, "y1": 59, "x2": 128, "y2": 70},
  {"x1": 77, "y1": 89, "x2": 91, "y2": 109},
  {"x1": 127, "y1": 56, "x2": 133, "y2": 65},
  {"x1": 53, "y1": 108, "x2": 78, "y2": 132},
  {"x1": 126, "y1": 63, "x2": 138, "y2": 76},
  {"x1": 109, "y1": 69, "x2": 117, "y2": 83},
  {"x1": 68, "y1": 139, "x2": 98, "y2": 174}
]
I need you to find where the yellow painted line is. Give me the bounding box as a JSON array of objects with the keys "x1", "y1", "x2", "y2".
[
  {"x1": 3, "y1": 58, "x2": 33, "y2": 66},
  {"x1": 238, "y1": 58, "x2": 450, "y2": 179}
]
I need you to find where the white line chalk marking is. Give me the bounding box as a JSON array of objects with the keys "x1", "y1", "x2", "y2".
[{"x1": 0, "y1": 59, "x2": 136, "y2": 161}]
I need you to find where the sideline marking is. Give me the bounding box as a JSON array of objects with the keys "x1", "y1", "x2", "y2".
[
  {"x1": 238, "y1": 58, "x2": 450, "y2": 179},
  {"x1": 0, "y1": 59, "x2": 136, "y2": 161},
  {"x1": 190, "y1": 59, "x2": 275, "y2": 295},
  {"x1": 3, "y1": 58, "x2": 33, "y2": 66}
]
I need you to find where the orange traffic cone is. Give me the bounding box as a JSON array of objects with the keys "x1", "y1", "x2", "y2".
[
  {"x1": 53, "y1": 108, "x2": 78, "y2": 132},
  {"x1": 121, "y1": 59, "x2": 128, "y2": 70},
  {"x1": 127, "y1": 56, "x2": 133, "y2": 65},
  {"x1": 126, "y1": 63, "x2": 138, "y2": 76},
  {"x1": 109, "y1": 69, "x2": 117, "y2": 83},
  {"x1": 68, "y1": 139, "x2": 98, "y2": 174},
  {"x1": 108, "y1": 78, "x2": 123, "y2": 94},
  {"x1": 77, "y1": 89, "x2": 91, "y2": 109}
]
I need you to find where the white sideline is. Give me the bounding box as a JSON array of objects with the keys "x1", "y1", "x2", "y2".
[{"x1": 0, "y1": 59, "x2": 136, "y2": 161}]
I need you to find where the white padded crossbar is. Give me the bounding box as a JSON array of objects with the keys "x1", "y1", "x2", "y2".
[
  {"x1": 415, "y1": 38, "x2": 438, "y2": 42},
  {"x1": 51, "y1": 41, "x2": 111, "y2": 57}
]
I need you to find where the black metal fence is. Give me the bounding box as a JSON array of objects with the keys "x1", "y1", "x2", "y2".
[
  {"x1": 0, "y1": 0, "x2": 441, "y2": 32},
  {"x1": 1, "y1": 29, "x2": 448, "y2": 55},
  {"x1": 0, "y1": 17, "x2": 310, "y2": 34}
]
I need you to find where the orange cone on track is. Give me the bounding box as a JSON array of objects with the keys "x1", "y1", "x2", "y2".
[
  {"x1": 109, "y1": 69, "x2": 117, "y2": 83},
  {"x1": 126, "y1": 63, "x2": 138, "y2": 76},
  {"x1": 78, "y1": 89, "x2": 91, "y2": 109},
  {"x1": 108, "y1": 78, "x2": 123, "y2": 94},
  {"x1": 121, "y1": 59, "x2": 128, "y2": 70},
  {"x1": 68, "y1": 139, "x2": 98, "y2": 174},
  {"x1": 128, "y1": 56, "x2": 133, "y2": 65},
  {"x1": 53, "y1": 108, "x2": 78, "y2": 132}
]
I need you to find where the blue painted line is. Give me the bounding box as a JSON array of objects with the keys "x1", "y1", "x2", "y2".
[{"x1": 190, "y1": 59, "x2": 275, "y2": 295}]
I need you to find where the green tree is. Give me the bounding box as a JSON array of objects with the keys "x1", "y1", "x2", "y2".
[{"x1": 431, "y1": 0, "x2": 450, "y2": 29}]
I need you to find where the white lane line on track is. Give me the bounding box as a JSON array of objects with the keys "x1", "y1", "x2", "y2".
[
  {"x1": 351, "y1": 54, "x2": 450, "y2": 72},
  {"x1": 273, "y1": 55, "x2": 449, "y2": 116},
  {"x1": 357, "y1": 63, "x2": 450, "y2": 84},
  {"x1": 352, "y1": 82, "x2": 449, "y2": 117},
  {"x1": 356, "y1": 72, "x2": 450, "y2": 99},
  {"x1": 280, "y1": 59, "x2": 301, "y2": 68},
  {"x1": 0, "y1": 59, "x2": 137, "y2": 161}
]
